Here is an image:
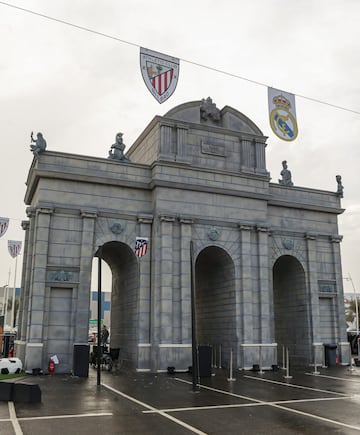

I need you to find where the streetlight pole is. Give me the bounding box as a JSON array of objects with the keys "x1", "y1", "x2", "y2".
[
  {"x1": 2, "y1": 285, "x2": 8, "y2": 324},
  {"x1": 344, "y1": 274, "x2": 359, "y2": 335}
]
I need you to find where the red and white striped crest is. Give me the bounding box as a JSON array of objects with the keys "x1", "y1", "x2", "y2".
[
  {"x1": 0, "y1": 217, "x2": 9, "y2": 238},
  {"x1": 8, "y1": 240, "x2": 22, "y2": 258},
  {"x1": 140, "y1": 48, "x2": 179, "y2": 103},
  {"x1": 135, "y1": 237, "x2": 149, "y2": 258}
]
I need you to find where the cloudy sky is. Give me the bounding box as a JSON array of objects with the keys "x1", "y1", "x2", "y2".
[{"x1": 0, "y1": 0, "x2": 359, "y2": 295}]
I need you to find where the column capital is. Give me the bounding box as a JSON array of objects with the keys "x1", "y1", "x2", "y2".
[
  {"x1": 26, "y1": 206, "x2": 36, "y2": 218},
  {"x1": 330, "y1": 235, "x2": 343, "y2": 243},
  {"x1": 305, "y1": 233, "x2": 316, "y2": 240},
  {"x1": 256, "y1": 225, "x2": 269, "y2": 233},
  {"x1": 80, "y1": 209, "x2": 97, "y2": 219},
  {"x1": 137, "y1": 214, "x2": 153, "y2": 224},
  {"x1": 159, "y1": 214, "x2": 175, "y2": 222},
  {"x1": 238, "y1": 223, "x2": 252, "y2": 231},
  {"x1": 36, "y1": 207, "x2": 53, "y2": 216},
  {"x1": 21, "y1": 220, "x2": 30, "y2": 231},
  {"x1": 179, "y1": 217, "x2": 194, "y2": 225}
]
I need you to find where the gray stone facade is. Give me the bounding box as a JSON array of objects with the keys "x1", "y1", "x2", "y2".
[{"x1": 16, "y1": 100, "x2": 348, "y2": 374}]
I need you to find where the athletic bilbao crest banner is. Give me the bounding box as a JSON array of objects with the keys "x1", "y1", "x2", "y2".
[
  {"x1": 268, "y1": 87, "x2": 298, "y2": 141},
  {"x1": 0, "y1": 217, "x2": 9, "y2": 238},
  {"x1": 140, "y1": 48, "x2": 179, "y2": 103},
  {"x1": 8, "y1": 240, "x2": 22, "y2": 258}
]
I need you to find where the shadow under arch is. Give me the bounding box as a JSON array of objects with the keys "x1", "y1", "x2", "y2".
[
  {"x1": 195, "y1": 245, "x2": 236, "y2": 368},
  {"x1": 273, "y1": 255, "x2": 310, "y2": 366},
  {"x1": 97, "y1": 241, "x2": 139, "y2": 368}
]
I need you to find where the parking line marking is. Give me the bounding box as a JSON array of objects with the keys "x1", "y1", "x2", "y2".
[
  {"x1": 174, "y1": 378, "x2": 360, "y2": 431},
  {"x1": 18, "y1": 412, "x2": 113, "y2": 421},
  {"x1": 8, "y1": 401, "x2": 23, "y2": 435},
  {"x1": 306, "y1": 372, "x2": 360, "y2": 382},
  {"x1": 271, "y1": 402, "x2": 360, "y2": 431},
  {"x1": 143, "y1": 395, "x2": 351, "y2": 414},
  {"x1": 244, "y1": 375, "x2": 348, "y2": 395},
  {"x1": 174, "y1": 377, "x2": 263, "y2": 403},
  {"x1": 102, "y1": 382, "x2": 208, "y2": 435}
]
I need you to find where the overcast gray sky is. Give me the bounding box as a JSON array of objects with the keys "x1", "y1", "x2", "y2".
[{"x1": 0, "y1": 0, "x2": 359, "y2": 294}]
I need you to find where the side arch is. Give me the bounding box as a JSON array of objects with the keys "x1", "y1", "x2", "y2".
[
  {"x1": 99, "y1": 241, "x2": 140, "y2": 367},
  {"x1": 273, "y1": 255, "x2": 310, "y2": 366},
  {"x1": 195, "y1": 245, "x2": 236, "y2": 367}
]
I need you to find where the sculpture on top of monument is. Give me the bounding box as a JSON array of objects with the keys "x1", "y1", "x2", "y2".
[
  {"x1": 278, "y1": 160, "x2": 293, "y2": 186},
  {"x1": 336, "y1": 175, "x2": 344, "y2": 198},
  {"x1": 30, "y1": 131, "x2": 47, "y2": 158},
  {"x1": 200, "y1": 97, "x2": 221, "y2": 123},
  {"x1": 108, "y1": 132, "x2": 130, "y2": 162}
]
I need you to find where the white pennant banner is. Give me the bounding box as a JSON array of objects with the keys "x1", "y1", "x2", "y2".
[
  {"x1": 8, "y1": 240, "x2": 22, "y2": 258},
  {"x1": 0, "y1": 217, "x2": 9, "y2": 238}
]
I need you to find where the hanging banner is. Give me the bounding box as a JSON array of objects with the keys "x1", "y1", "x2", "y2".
[
  {"x1": 135, "y1": 237, "x2": 149, "y2": 258},
  {"x1": 0, "y1": 217, "x2": 9, "y2": 238},
  {"x1": 8, "y1": 240, "x2": 22, "y2": 258},
  {"x1": 268, "y1": 87, "x2": 298, "y2": 141},
  {"x1": 140, "y1": 47, "x2": 179, "y2": 103}
]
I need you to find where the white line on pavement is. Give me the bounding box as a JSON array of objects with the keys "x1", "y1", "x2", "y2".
[
  {"x1": 306, "y1": 372, "x2": 360, "y2": 382},
  {"x1": 102, "y1": 382, "x2": 208, "y2": 435},
  {"x1": 8, "y1": 401, "x2": 23, "y2": 435},
  {"x1": 244, "y1": 375, "x2": 348, "y2": 395},
  {"x1": 173, "y1": 377, "x2": 360, "y2": 432},
  {"x1": 18, "y1": 412, "x2": 113, "y2": 421},
  {"x1": 142, "y1": 395, "x2": 352, "y2": 414}
]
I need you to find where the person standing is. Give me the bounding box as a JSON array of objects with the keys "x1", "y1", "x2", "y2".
[{"x1": 101, "y1": 325, "x2": 109, "y2": 348}]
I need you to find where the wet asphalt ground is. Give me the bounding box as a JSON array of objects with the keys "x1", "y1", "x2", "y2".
[{"x1": 1, "y1": 364, "x2": 360, "y2": 434}]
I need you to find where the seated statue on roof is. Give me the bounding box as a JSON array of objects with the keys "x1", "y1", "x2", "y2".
[
  {"x1": 30, "y1": 131, "x2": 47, "y2": 158},
  {"x1": 108, "y1": 132, "x2": 130, "y2": 162},
  {"x1": 279, "y1": 160, "x2": 293, "y2": 186}
]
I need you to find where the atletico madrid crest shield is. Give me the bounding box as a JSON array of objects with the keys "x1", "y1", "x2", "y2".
[{"x1": 140, "y1": 48, "x2": 179, "y2": 103}]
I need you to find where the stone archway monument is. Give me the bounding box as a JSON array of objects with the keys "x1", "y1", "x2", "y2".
[{"x1": 16, "y1": 98, "x2": 349, "y2": 374}]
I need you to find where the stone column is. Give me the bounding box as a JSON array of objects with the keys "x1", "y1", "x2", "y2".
[
  {"x1": 255, "y1": 140, "x2": 267, "y2": 174},
  {"x1": 159, "y1": 123, "x2": 173, "y2": 159},
  {"x1": 137, "y1": 214, "x2": 153, "y2": 370},
  {"x1": 15, "y1": 218, "x2": 31, "y2": 362},
  {"x1": 176, "y1": 126, "x2": 189, "y2": 163},
  {"x1": 156, "y1": 214, "x2": 175, "y2": 370},
  {"x1": 331, "y1": 235, "x2": 349, "y2": 364},
  {"x1": 24, "y1": 207, "x2": 53, "y2": 370},
  {"x1": 239, "y1": 224, "x2": 253, "y2": 341},
  {"x1": 256, "y1": 225, "x2": 271, "y2": 342},
  {"x1": 179, "y1": 218, "x2": 193, "y2": 343},
  {"x1": 238, "y1": 224, "x2": 254, "y2": 368},
  {"x1": 305, "y1": 233, "x2": 322, "y2": 365},
  {"x1": 159, "y1": 215, "x2": 175, "y2": 342},
  {"x1": 240, "y1": 138, "x2": 252, "y2": 171},
  {"x1": 17, "y1": 220, "x2": 29, "y2": 339},
  {"x1": 75, "y1": 210, "x2": 97, "y2": 343}
]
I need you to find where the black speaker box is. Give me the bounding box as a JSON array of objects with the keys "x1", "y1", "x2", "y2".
[{"x1": 12, "y1": 383, "x2": 41, "y2": 403}]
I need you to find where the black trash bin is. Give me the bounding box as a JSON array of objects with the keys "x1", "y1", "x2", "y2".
[
  {"x1": 324, "y1": 343, "x2": 337, "y2": 367},
  {"x1": 198, "y1": 345, "x2": 212, "y2": 377},
  {"x1": 73, "y1": 343, "x2": 89, "y2": 377}
]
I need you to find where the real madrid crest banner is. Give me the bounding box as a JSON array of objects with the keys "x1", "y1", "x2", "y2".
[
  {"x1": 8, "y1": 240, "x2": 22, "y2": 258},
  {"x1": 268, "y1": 87, "x2": 298, "y2": 141},
  {"x1": 0, "y1": 217, "x2": 9, "y2": 238},
  {"x1": 140, "y1": 47, "x2": 179, "y2": 103}
]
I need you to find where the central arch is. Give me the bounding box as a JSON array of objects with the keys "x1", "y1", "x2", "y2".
[
  {"x1": 273, "y1": 255, "x2": 310, "y2": 366},
  {"x1": 98, "y1": 241, "x2": 139, "y2": 368},
  {"x1": 195, "y1": 246, "x2": 236, "y2": 367}
]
